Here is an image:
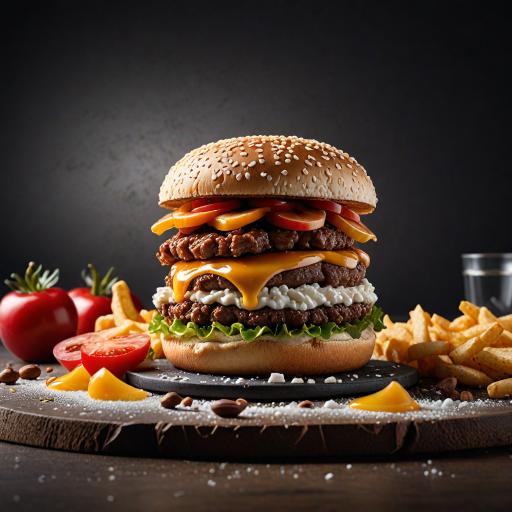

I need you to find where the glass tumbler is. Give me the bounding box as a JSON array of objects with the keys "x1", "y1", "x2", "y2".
[{"x1": 462, "y1": 253, "x2": 512, "y2": 315}]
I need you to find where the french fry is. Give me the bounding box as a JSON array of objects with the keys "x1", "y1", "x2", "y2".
[
  {"x1": 408, "y1": 341, "x2": 450, "y2": 362},
  {"x1": 149, "y1": 333, "x2": 164, "y2": 359},
  {"x1": 111, "y1": 280, "x2": 140, "y2": 324},
  {"x1": 478, "y1": 306, "x2": 498, "y2": 325},
  {"x1": 140, "y1": 309, "x2": 157, "y2": 323},
  {"x1": 434, "y1": 363, "x2": 492, "y2": 387},
  {"x1": 94, "y1": 314, "x2": 115, "y2": 331},
  {"x1": 475, "y1": 347, "x2": 512, "y2": 376},
  {"x1": 382, "y1": 338, "x2": 410, "y2": 363},
  {"x1": 459, "y1": 300, "x2": 480, "y2": 321},
  {"x1": 495, "y1": 330, "x2": 512, "y2": 348},
  {"x1": 410, "y1": 304, "x2": 430, "y2": 343},
  {"x1": 431, "y1": 313, "x2": 451, "y2": 331},
  {"x1": 385, "y1": 323, "x2": 412, "y2": 344},
  {"x1": 498, "y1": 314, "x2": 512, "y2": 331},
  {"x1": 487, "y1": 378, "x2": 512, "y2": 398},
  {"x1": 449, "y1": 315, "x2": 475, "y2": 332},
  {"x1": 461, "y1": 323, "x2": 489, "y2": 340},
  {"x1": 383, "y1": 314, "x2": 394, "y2": 329},
  {"x1": 449, "y1": 323, "x2": 503, "y2": 365}
]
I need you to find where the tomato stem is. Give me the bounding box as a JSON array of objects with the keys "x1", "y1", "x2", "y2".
[
  {"x1": 4, "y1": 261, "x2": 60, "y2": 293},
  {"x1": 81, "y1": 264, "x2": 119, "y2": 296}
]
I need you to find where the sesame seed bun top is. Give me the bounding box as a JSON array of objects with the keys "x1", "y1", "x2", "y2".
[{"x1": 159, "y1": 135, "x2": 377, "y2": 213}]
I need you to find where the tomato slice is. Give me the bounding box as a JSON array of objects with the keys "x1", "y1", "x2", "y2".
[
  {"x1": 307, "y1": 199, "x2": 342, "y2": 214},
  {"x1": 80, "y1": 334, "x2": 151, "y2": 378},
  {"x1": 326, "y1": 212, "x2": 377, "y2": 243},
  {"x1": 266, "y1": 208, "x2": 326, "y2": 231},
  {"x1": 53, "y1": 332, "x2": 101, "y2": 371},
  {"x1": 189, "y1": 198, "x2": 214, "y2": 209},
  {"x1": 339, "y1": 205, "x2": 360, "y2": 223},
  {"x1": 191, "y1": 200, "x2": 241, "y2": 213},
  {"x1": 249, "y1": 199, "x2": 295, "y2": 211},
  {"x1": 211, "y1": 207, "x2": 269, "y2": 231}
]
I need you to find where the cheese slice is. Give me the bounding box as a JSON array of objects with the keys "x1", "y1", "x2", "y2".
[{"x1": 172, "y1": 250, "x2": 369, "y2": 310}]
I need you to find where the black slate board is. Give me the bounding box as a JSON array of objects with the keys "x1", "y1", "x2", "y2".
[{"x1": 126, "y1": 359, "x2": 418, "y2": 400}]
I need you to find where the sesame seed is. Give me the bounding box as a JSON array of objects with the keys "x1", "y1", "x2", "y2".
[
  {"x1": 302, "y1": 168, "x2": 308, "y2": 175},
  {"x1": 260, "y1": 172, "x2": 267, "y2": 177},
  {"x1": 236, "y1": 173, "x2": 242, "y2": 181},
  {"x1": 285, "y1": 159, "x2": 291, "y2": 163},
  {"x1": 275, "y1": 161, "x2": 281, "y2": 165},
  {"x1": 316, "y1": 162, "x2": 322, "y2": 167},
  {"x1": 321, "y1": 155, "x2": 330, "y2": 160},
  {"x1": 241, "y1": 162, "x2": 247, "y2": 167},
  {"x1": 281, "y1": 169, "x2": 288, "y2": 175},
  {"x1": 293, "y1": 155, "x2": 299, "y2": 160},
  {"x1": 248, "y1": 161, "x2": 256, "y2": 167},
  {"x1": 266, "y1": 175, "x2": 272, "y2": 181},
  {"x1": 304, "y1": 160, "x2": 312, "y2": 167},
  {"x1": 240, "y1": 151, "x2": 248, "y2": 157},
  {"x1": 335, "y1": 163, "x2": 341, "y2": 170},
  {"x1": 346, "y1": 164, "x2": 353, "y2": 169},
  {"x1": 285, "y1": 153, "x2": 291, "y2": 158},
  {"x1": 245, "y1": 172, "x2": 251, "y2": 179},
  {"x1": 258, "y1": 159, "x2": 265, "y2": 164},
  {"x1": 312, "y1": 176, "x2": 317, "y2": 182},
  {"x1": 308, "y1": 155, "x2": 316, "y2": 161},
  {"x1": 215, "y1": 183, "x2": 221, "y2": 189},
  {"x1": 326, "y1": 170, "x2": 332, "y2": 176},
  {"x1": 232, "y1": 161, "x2": 239, "y2": 167},
  {"x1": 226, "y1": 170, "x2": 231, "y2": 175}
]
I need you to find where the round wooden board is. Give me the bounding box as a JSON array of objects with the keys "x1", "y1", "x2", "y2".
[
  {"x1": 1, "y1": 350, "x2": 512, "y2": 459},
  {"x1": 126, "y1": 360, "x2": 419, "y2": 400}
]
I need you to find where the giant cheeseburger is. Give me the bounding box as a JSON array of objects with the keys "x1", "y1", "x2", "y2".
[{"x1": 150, "y1": 135, "x2": 383, "y2": 375}]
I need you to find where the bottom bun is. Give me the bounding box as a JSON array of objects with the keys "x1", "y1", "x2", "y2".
[{"x1": 162, "y1": 328, "x2": 375, "y2": 375}]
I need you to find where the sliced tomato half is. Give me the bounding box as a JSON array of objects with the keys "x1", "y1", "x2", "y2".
[
  {"x1": 249, "y1": 198, "x2": 296, "y2": 211},
  {"x1": 266, "y1": 208, "x2": 326, "y2": 231},
  {"x1": 53, "y1": 332, "x2": 102, "y2": 371},
  {"x1": 326, "y1": 212, "x2": 377, "y2": 243},
  {"x1": 80, "y1": 333, "x2": 151, "y2": 378},
  {"x1": 307, "y1": 199, "x2": 342, "y2": 214},
  {"x1": 190, "y1": 199, "x2": 241, "y2": 213}
]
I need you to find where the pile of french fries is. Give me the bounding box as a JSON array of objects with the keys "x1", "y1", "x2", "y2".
[
  {"x1": 94, "y1": 281, "x2": 164, "y2": 358},
  {"x1": 374, "y1": 301, "x2": 512, "y2": 398}
]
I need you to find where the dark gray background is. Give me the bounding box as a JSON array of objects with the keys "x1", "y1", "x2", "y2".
[{"x1": 1, "y1": 0, "x2": 510, "y2": 316}]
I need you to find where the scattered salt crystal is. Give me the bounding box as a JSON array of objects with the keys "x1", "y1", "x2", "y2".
[
  {"x1": 441, "y1": 398, "x2": 454, "y2": 408},
  {"x1": 293, "y1": 473, "x2": 299, "y2": 479},
  {"x1": 324, "y1": 376, "x2": 336, "y2": 384},
  {"x1": 268, "y1": 373, "x2": 285, "y2": 383},
  {"x1": 235, "y1": 378, "x2": 246, "y2": 384},
  {"x1": 207, "y1": 480, "x2": 216, "y2": 487},
  {"x1": 346, "y1": 464, "x2": 352, "y2": 470},
  {"x1": 107, "y1": 495, "x2": 115, "y2": 502},
  {"x1": 324, "y1": 472, "x2": 334, "y2": 481},
  {"x1": 286, "y1": 401, "x2": 298, "y2": 408},
  {"x1": 291, "y1": 377, "x2": 304, "y2": 384},
  {"x1": 324, "y1": 400, "x2": 341, "y2": 409},
  {"x1": 307, "y1": 379, "x2": 315, "y2": 384}
]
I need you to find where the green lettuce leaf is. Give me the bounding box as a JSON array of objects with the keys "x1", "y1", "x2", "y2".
[{"x1": 149, "y1": 305, "x2": 384, "y2": 343}]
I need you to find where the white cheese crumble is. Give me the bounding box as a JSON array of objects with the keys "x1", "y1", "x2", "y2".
[
  {"x1": 268, "y1": 373, "x2": 285, "y2": 383},
  {"x1": 324, "y1": 399, "x2": 342, "y2": 408},
  {"x1": 152, "y1": 279, "x2": 377, "y2": 312},
  {"x1": 290, "y1": 377, "x2": 304, "y2": 384},
  {"x1": 324, "y1": 376, "x2": 337, "y2": 384}
]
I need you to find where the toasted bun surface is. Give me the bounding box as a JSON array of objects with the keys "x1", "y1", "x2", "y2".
[
  {"x1": 159, "y1": 135, "x2": 377, "y2": 213},
  {"x1": 162, "y1": 328, "x2": 375, "y2": 375}
]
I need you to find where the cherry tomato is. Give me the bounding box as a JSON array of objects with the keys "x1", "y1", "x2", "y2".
[
  {"x1": 68, "y1": 265, "x2": 143, "y2": 335},
  {"x1": 0, "y1": 263, "x2": 78, "y2": 362},
  {"x1": 53, "y1": 332, "x2": 100, "y2": 370},
  {"x1": 326, "y1": 212, "x2": 377, "y2": 242},
  {"x1": 307, "y1": 199, "x2": 342, "y2": 214},
  {"x1": 248, "y1": 198, "x2": 296, "y2": 211},
  {"x1": 211, "y1": 207, "x2": 269, "y2": 231},
  {"x1": 80, "y1": 333, "x2": 151, "y2": 378},
  {"x1": 266, "y1": 208, "x2": 326, "y2": 231},
  {"x1": 339, "y1": 205, "x2": 361, "y2": 223}
]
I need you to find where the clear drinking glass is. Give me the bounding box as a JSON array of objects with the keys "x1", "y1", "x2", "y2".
[{"x1": 462, "y1": 253, "x2": 512, "y2": 315}]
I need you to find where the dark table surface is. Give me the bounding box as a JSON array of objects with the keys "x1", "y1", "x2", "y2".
[{"x1": 1, "y1": 440, "x2": 511, "y2": 511}]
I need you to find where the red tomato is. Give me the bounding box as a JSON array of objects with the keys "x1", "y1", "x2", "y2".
[
  {"x1": 339, "y1": 205, "x2": 361, "y2": 223},
  {"x1": 53, "y1": 332, "x2": 100, "y2": 370},
  {"x1": 80, "y1": 334, "x2": 151, "y2": 377},
  {"x1": 0, "y1": 289, "x2": 78, "y2": 362},
  {"x1": 249, "y1": 198, "x2": 296, "y2": 211},
  {"x1": 307, "y1": 199, "x2": 342, "y2": 214},
  {"x1": 191, "y1": 199, "x2": 241, "y2": 213},
  {"x1": 266, "y1": 208, "x2": 326, "y2": 231},
  {"x1": 68, "y1": 265, "x2": 143, "y2": 335}
]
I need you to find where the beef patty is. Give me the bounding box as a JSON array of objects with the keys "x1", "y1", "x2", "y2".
[
  {"x1": 166, "y1": 262, "x2": 366, "y2": 292},
  {"x1": 157, "y1": 224, "x2": 354, "y2": 264},
  {"x1": 160, "y1": 301, "x2": 373, "y2": 329}
]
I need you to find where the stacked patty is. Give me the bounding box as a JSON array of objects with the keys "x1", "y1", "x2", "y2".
[{"x1": 156, "y1": 222, "x2": 373, "y2": 329}]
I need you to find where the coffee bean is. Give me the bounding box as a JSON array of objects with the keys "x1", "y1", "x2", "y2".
[
  {"x1": 180, "y1": 396, "x2": 193, "y2": 407},
  {"x1": 460, "y1": 390, "x2": 474, "y2": 401},
  {"x1": 46, "y1": 376, "x2": 57, "y2": 386},
  {"x1": 160, "y1": 392, "x2": 183, "y2": 409},
  {"x1": 46, "y1": 367, "x2": 54, "y2": 374},
  {"x1": 298, "y1": 400, "x2": 314, "y2": 408},
  {"x1": 19, "y1": 364, "x2": 41, "y2": 380},
  {"x1": 0, "y1": 368, "x2": 19, "y2": 384},
  {"x1": 211, "y1": 398, "x2": 248, "y2": 418}
]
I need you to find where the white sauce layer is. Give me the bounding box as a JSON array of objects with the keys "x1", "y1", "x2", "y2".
[{"x1": 152, "y1": 279, "x2": 377, "y2": 312}]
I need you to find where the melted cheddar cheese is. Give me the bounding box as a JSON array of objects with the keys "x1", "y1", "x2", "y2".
[{"x1": 171, "y1": 250, "x2": 369, "y2": 310}]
